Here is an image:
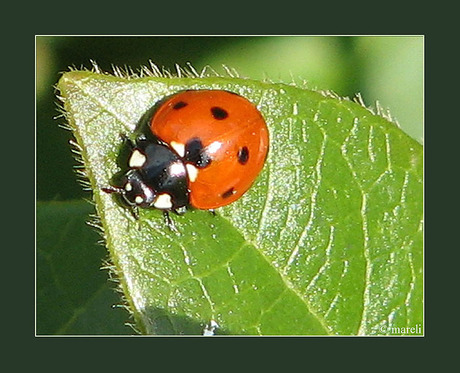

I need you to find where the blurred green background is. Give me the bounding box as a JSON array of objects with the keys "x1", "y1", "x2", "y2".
[{"x1": 37, "y1": 36, "x2": 423, "y2": 203}]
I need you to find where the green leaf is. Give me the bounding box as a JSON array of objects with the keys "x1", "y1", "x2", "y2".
[
  {"x1": 57, "y1": 69, "x2": 423, "y2": 335},
  {"x1": 36, "y1": 200, "x2": 131, "y2": 335}
]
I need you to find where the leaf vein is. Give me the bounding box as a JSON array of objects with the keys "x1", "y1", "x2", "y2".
[
  {"x1": 216, "y1": 215, "x2": 332, "y2": 335},
  {"x1": 71, "y1": 78, "x2": 133, "y2": 129},
  {"x1": 255, "y1": 161, "x2": 273, "y2": 240},
  {"x1": 282, "y1": 122, "x2": 327, "y2": 273}
]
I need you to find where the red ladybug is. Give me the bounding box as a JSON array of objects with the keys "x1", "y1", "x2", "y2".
[{"x1": 103, "y1": 90, "x2": 269, "y2": 220}]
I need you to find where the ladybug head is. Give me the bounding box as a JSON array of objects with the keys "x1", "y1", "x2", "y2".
[
  {"x1": 102, "y1": 170, "x2": 157, "y2": 209},
  {"x1": 102, "y1": 135, "x2": 190, "y2": 215},
  {"x1": 120, "y1": 170, "x2": 156, "y2": 208},
  {"x1": 102, "y1": 169, "x2": 181, "y2": 212}
]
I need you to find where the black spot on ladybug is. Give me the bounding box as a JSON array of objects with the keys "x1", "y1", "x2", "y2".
[
  {"x1": 211, "y1": 107, "x2": 228, "y2": 120},
  {"x1": 237, "y1": 146, "x2": 249, "y2": 165},
  {"x1": 185, "y1": 138, "x2": 212, "y2": 168},
  {"x1": 173, "y1": 101, "x2": 188, "y2": 110},
  {"x1": 222, "y1": 187, "x2": 236, "y2": 199}
]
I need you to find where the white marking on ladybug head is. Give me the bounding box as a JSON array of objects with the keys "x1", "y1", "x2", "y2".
[
  {"x1": 186, "y1": 164, "x2": 199, "y2": 182},
  {"x1": 129, "y1": 149, "x2": 147, "y2": 168},
  {"x1": 170, "y1": 141, "x2": 185, "y2": 157},
  {"x1": 168, "y1": 161, "x2": 186, "y2": 177},
  {"x1": 153, "y1": 193, "x2": 173, "y2": 209},
  {"x1": 135, "y1": 195, "x2": 144, "y2": 205},
  {"x1": 124, "y1": 182, "x2": 133, "y2": 192}
]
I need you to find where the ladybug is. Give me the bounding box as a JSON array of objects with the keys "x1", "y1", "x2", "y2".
[{"x1": 103, "y1": 89, "x2": 269, "y2": 222}]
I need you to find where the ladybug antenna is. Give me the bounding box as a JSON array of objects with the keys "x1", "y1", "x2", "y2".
[
  {"x1": 102, "y1": 185, "x2": 141, "y2": 220},
  {"x1": 101, "y1": 185, "x2": 125, "y2": 195}
]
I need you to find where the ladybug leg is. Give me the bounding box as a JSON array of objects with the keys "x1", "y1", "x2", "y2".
[
  {"x1": 131, "y1": 206, "x2": 140, "y2": 220},
  {"x1": 208, "y1": 209, "x2": 217, "y2": 216},
  {"x1": 118, "y1": 133, "x2": 138, "y2": 152},
  {"x1": 173, "y1": 206, "x2": 187, "y2": 215},
  {"x1": 121, "y1": 133, "x2": 155, "y2": 151},
  {"x1": 163, "y1": 211, "x2": 177, "y2": 232}
]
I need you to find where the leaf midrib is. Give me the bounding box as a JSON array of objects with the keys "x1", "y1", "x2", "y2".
[{"x1": 217, "y1": 209, "x2": 332, "y2": 335}]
